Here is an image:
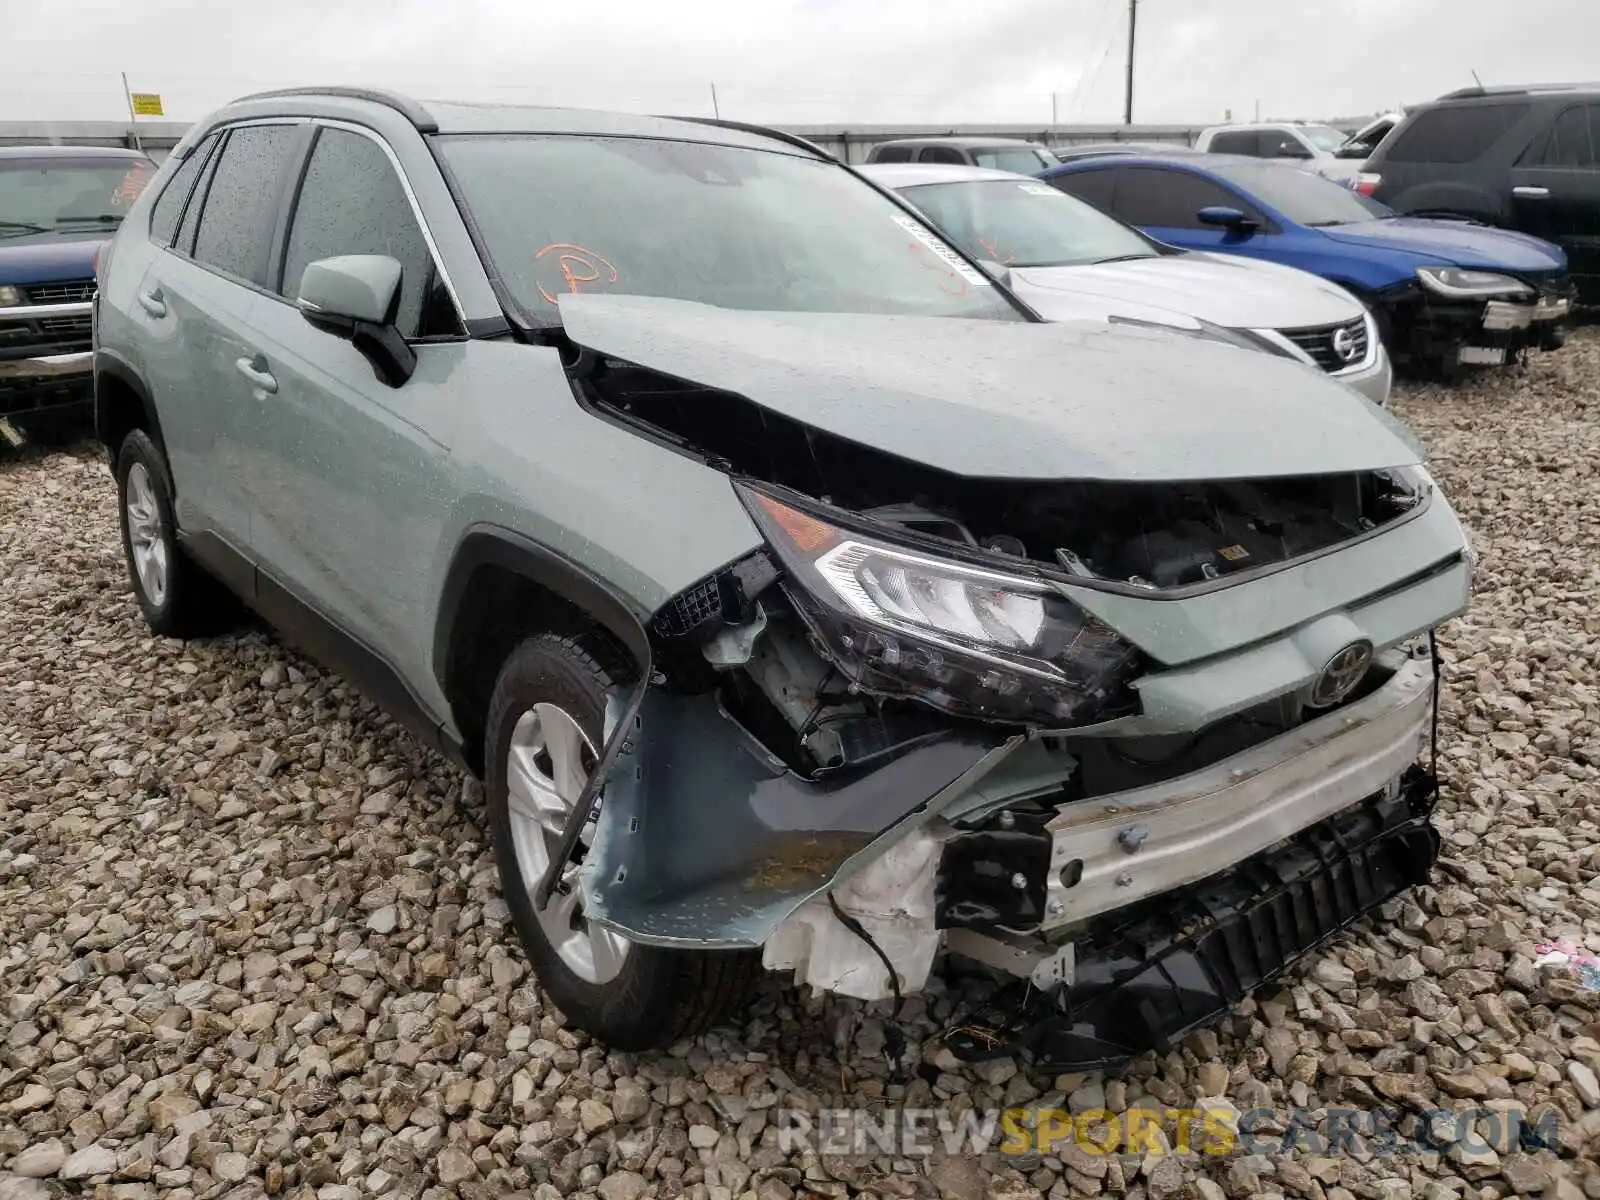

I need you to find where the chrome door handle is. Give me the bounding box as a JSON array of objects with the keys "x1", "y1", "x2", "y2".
[
  {"x1": 234, "y1": 357, "x2": 278, "y2": 395},
  {"x1": 137, "y1": 288, "x2": 166, "y2": 317},
  {"x1": 1512, "y1": 186, "x2": 1550, "y2": 199}
]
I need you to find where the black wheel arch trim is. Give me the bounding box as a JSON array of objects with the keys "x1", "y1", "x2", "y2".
[
  {"x1": 431, "y1": 523, "x2": 655, "y2": 707},
  {"x1": 93, "y1": 349, "x2": 165, "y2": 458}
]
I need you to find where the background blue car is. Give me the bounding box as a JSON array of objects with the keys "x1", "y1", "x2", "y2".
[
  {"x1": 0, "y1": 145, "x2": 154, "y2": 442},
  {"x1": 1038, "y1": 154, "x2": 1574, "y2": 378}
]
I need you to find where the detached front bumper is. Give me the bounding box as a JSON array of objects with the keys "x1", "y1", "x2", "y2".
[
  {"x1": 582, "y1": 647, "x2": 1437, "y2": 971},
  {"x1": 1373, "y1": 281, "x2": 1573, "y2": 370}
]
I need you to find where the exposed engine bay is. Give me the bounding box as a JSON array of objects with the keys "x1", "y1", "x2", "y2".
[{"x1": 576, "y1": 356, "x2": 1428, "y2": 593}]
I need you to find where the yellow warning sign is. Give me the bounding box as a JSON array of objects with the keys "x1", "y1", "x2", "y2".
[{"x1": 130, "y1": 93, "x2": 164, "y2": 117}]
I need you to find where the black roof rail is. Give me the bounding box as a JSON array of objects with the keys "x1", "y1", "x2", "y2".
[
  {"x1": 665, "y1": 115, "x2": 837, "y2": 161},
  {"x1": 1439, "y1": 82, "x2": 1600, "y2": 101},
  {"x1": 228, "y1": 86, "x2": 437, "y2": 132}
]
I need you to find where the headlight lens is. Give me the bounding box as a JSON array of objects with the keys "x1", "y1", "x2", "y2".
[
  {"x1": 0, "y1": 286, "x2": 23, "y2": 307},
  {"x1": 1415, "y1": 267, "x2": 1532, "y2": 299},
  {"x1": 739, "y1": 484, "x2": 1143, "y2": 727}
]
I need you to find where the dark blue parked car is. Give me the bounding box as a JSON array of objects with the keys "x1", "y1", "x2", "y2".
[
  {"x1": 0, "y1": 145, "x2": 155, "y2": 440},
  {"x1": 1038, "y1": 154, "x2": 1574, "y2": 377}
]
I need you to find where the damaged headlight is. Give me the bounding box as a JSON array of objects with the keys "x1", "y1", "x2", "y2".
[
  {"x1": 1415, "y1": 267, "x2": 1532, "y2": 299},
  {"x1": 738, "y1": 484, "x2": 1142, "y2": 727}
]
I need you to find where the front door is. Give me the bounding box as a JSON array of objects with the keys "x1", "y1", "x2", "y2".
[
  {"x1": 1510, "y1": 102, "x2": 1600, "y2": 296},
  {"x1": 233, "y1": 123, "x2": 466, "y2": 671}
]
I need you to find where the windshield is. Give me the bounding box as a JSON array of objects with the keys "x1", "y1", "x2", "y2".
[
  {"x1": 437, "y1": 135, "x2": 1023, "y2": 324},
  {"x1": 1209, "y1": 161, "x2": 1392, "y2": 226},
  {"x1": 899, "y1": 179, "x2": 1154, "y2": 268},
  {"x1": 1299, "y1": 125, "x2": 1351, "y2": 153},
  {"x1": 0, "y1": 158, "x2": 154, "y2": 237},
  {"x1": 971, "y1": 147, "x2": 1058, "y2": 172}
]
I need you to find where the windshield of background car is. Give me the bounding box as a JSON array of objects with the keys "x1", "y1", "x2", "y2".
[
  {"x1": 437, "y1": 135, "x2": 1025, "y2": 323},
  {"x1": 971, "y1": 147, "x2": 1057, "y2": 172},
  {"x1": 1300, "y1": 125, "x2": 1350, "y2": 153},
  {"x1": 1209, "y1": 162, "x2": 1392, "y2": 226},
  {"x1": 901, "y1": 178, "x2": 1154, "y2": 268},
  {"x1": 0, "y1": 158, "x2": 155, "y2": 236}
]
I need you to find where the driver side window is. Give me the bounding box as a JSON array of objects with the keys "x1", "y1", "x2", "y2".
[
  {"x1": 279, "y1": 126, "x2": 461, "y2": 338},
  {"x1": 1112, "y1": 167, "x2": 1249, "y2": 229},
  {"x1": 1264, "y1": 134, "x2": 1313, "y2": 160}
]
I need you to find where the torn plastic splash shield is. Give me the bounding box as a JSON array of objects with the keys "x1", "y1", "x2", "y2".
[
  {"x1": 578, "y1": 687, "x2": 1019, "y2": 948},
  {"x1": 944, "y1": 770, "x2": 1440, "y2": 1071}
]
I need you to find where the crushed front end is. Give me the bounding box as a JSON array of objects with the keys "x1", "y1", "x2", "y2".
[
  {"x1": 567, "y1": 370, "x2": 1471, "y2": 1065},
  {"x1": 1372, "y1": 266, "x2": 1574, "y2": 375}
]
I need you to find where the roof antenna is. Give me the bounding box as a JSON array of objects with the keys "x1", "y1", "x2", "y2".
[{"x1": 1471, "y1": 69, "x2": 1485, "y2": 89}]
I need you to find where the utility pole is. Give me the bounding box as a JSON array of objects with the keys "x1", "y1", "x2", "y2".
[{"x1": 1123, "y1": 0, "x2": 1138, "y2": 125}]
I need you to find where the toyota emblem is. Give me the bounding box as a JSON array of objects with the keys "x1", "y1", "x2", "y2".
[
  {"x1": 1331, "y1": 326, "x2": 1361, "y2": 363},
  {"x1": 1309, "y1": 640, "x2": 1374, "y2": 708}
]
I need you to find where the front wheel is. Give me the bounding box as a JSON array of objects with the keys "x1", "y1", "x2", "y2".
[{"x1": 484, "y1": 631, "x2": 762, "y2": 1049}]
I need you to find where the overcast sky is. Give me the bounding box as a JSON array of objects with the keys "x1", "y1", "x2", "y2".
[{"x1": 5, "y1": 0, "x2": 1597, "y2": 129}]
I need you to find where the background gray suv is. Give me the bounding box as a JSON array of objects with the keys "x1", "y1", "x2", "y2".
[{"x1": 94, "y1": 87, "x2": 1469, "y2": 1066}]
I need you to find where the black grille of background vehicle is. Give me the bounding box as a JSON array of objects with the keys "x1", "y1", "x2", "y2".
[
  {"x1": 1281, "y1": 317, "x2": 1369, "y2": 371},
  {"x1": 38, "y1": 315, "x2": 92, "y2": 336},
  {"x1": 22, "y1": 280, "x2": 96, "y2": 305}
]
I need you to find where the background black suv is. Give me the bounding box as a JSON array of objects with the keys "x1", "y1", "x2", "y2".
[{"x1": 1365, "y1": 85, "x2": 1600, "y2": 301}]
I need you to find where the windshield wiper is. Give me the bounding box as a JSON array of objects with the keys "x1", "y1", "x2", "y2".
[
  {"x1": 1093, "y1": 253, "x2": 1158, "y2": 264},
  {"x1": 0, "y1": 220, "x2": 50, "y2": 235},
  {"x1": 56, "y1": 214, "x2": 123, "y2": 226}
]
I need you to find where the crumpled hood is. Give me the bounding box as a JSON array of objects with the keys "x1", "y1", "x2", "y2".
[
  {"x1": 1012, "y1": 251, "x2": 1359, "y2": 331},
  {"x1": 559, "y1": 294, "x2": 1423, "y2": 482},
  {"x1": 1320, "y1": 217, "x2": 1567, "y2": 273},
  {"x1": 0, "y1": 232, "x2": 105, "y2": 286}
]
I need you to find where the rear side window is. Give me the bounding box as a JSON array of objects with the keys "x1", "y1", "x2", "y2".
[
  {"x1": 872, "y1": 145, "x2": 913, "y2": 163},
  {"x1": 193, "y1": 124, "x2": 301, "y2": 285},
  {"x1": 1382, "y1": 102, "x2": 1530, "y2": 163},
  {"x1": 281, "y1": 127, "x2": 459, "y2": 338},
  {"x1": 1047, "y1": 169, "x2": 1117, "y2": 213},
  {"x1": 919, "y1": 146, "x2": 966, "y2": 164},
  {"x1": 1538, "y1": 104, "x2": 1599, "y2": 168},
  {"x1": 1208, "y1": 131, "x2": 1260, "y2": 156},
  {"x1": 1112, "y1": 167, "x2": 1243, "y2": 228},
  {"x1": 148, "y1": 134, "x2": 217, "y2": 247}
]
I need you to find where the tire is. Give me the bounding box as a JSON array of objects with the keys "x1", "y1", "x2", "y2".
[
  {"x1": 115, "y1": 429, "x2": 234, "y2": 638},
  {"x1": 485, "y1": 631, "x2": 763, "y2": 1049}
]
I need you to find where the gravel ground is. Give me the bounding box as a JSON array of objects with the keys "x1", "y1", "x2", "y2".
[{"x1": 2, "y1": 335, "x2": 1598, "y2": 1200}]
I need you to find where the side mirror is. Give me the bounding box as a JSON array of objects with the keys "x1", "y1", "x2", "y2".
[
  {"x1": 1197, "y1": 205, "x2": 1259, "y2": 233},
  {"x1": 1336, "y1": 143, "x2": 1369, "y2": 160},
  {"x1": 295, "y1": 254, "x2": 416, "y2": 387},
  {"x1": 977, "y1": 259, "x2": 1013, "y2": 287}
]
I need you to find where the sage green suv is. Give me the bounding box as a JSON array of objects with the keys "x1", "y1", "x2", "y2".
[{"x1": 93, "y1": 87, "x2": 1470, "y2": 1067}]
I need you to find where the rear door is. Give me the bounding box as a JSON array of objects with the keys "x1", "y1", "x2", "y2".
[
  {"x1": 1510, "y1": 102, "x2": 1600, "y2": 292},
  {"x1": 237, "y1": 121, "x2": 466, "y2": 661},
  {"x1": 135, "y1": 122, "x2": 305, "y2": 549}
]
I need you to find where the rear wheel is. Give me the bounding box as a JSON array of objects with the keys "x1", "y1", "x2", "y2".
[
  {"x1": 115, "y1": 429, "x2": 235, "y2": 638},
  {"x1": 485, "y1": 631, "x2": 763, "y2": 1049}
]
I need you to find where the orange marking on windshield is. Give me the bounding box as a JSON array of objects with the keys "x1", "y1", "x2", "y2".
[
  {"x1": 111, "y1": 165, "x2": 154, "y2": 208},
  {"x1": 534, "y1": 243, "x2": 619, "y2": 305},
  {"x1": 907, "y1": 241, "x2": 969, "y2": 296}
]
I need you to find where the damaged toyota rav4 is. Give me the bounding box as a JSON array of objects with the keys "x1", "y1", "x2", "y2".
[{"x1": 94, "y1": 89, "x2": 1471, "y2": 1067}]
